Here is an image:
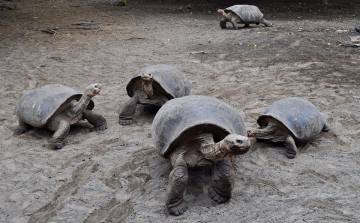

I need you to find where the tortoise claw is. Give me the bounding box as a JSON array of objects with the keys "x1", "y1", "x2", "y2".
[
  {"x1": 285, "y1": 151, "x2": 296, "y2": 159},
  {"x1": 119, "y1": 119, "x2": 133, "y2": 126},
  {"x1": 47, "y1": 140, "x2": 64, "y2": 150},
  {"x1": 93, "y1": 124, "x2": 108, "y2": 131},
  {"x1": 14, "y1": 128, "x2": 28, "y2": 135},
  {"x1": 168, "y1": 201, "x2": 188, "y2": 216},
  {"x1": 208, "y1": 187, "x2": 229, "y2": 204}
]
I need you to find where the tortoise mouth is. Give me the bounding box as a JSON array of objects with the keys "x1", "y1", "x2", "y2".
[
  {"x1": 141, "y1": 73, "x2": 153, "y2": 83},
  {"x1": 96, "y1": 84, "x2": 102, "y2": 93},
  {"x1": 228, "y1": 141, "x2": 251, "y2": 155},
  {"x1": 94, "y1": 88, "x2": 101, "y2": 95},
  {"x1": 89, "y1": 83, "x2": 102, "y2": 96},
  {"x1": 230, "y1": 146, "x2": 250, "y2": 155}
]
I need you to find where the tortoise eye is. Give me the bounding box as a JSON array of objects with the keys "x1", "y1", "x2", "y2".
[
  {"x1": 94, "y1": 84, "x2": 99, "y2": 88},
  {"x1": 236, "y1": 140, "x2": 243, "y2": 144},
  {"x1": 93, "y1": 90, "x2": 97, "y2": 94}
]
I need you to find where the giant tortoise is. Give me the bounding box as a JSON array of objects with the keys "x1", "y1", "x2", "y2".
[
  {"x1": 247, "y1": 97, "x2": 329, "y2": 159},
  {"x1": 119, "y1": 64, "x2": 192, "y2": 125},
  {"x1": 14, "y1": 84, "x2": 107, "y2": 149},
  {"x1": 152, "y1": 95, "x2": 251, "y2": 215},
  {"x1": 217, "y1": 5, "x2": 272, "y2": 29}
]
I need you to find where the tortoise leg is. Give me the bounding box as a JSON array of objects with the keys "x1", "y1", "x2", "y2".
[
  {"x1": 119, "y1": 96, "x2": 139, "y2": 126},
  {"x1": 230, "y1": 18, "x2": 239, "y2": 29},
  {"x1": 209, "y1": 157, "x2": 234, "y2": 203},
  {"x1": 48, "y1": 120, "x2": 70, "y2": 149},
  {"x1": 82, "y1": 110, "x2": 108, "y2": 131},
  {"x1": 284, "y1": 135, "x2": 297, "y2": 159},
  {"x1": 166, "y1": 155, "x2": 189, "y2": 216},
  {"x1": 220, "y1": 18, "x2": 227, "y2": 29},
  {"x1": 261, "y1": 18, "x2": 273, "y2": 27},
  {"x1": 15, "y1": 119, "x2": 32, "y2": 135},
  {"x1": 322, "y1": 124, "x2": 330, "y2": 132}
]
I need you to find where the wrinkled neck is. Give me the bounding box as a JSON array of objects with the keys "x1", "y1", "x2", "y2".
[
  {"x1": 73, "y1": 94, "x2": 92, "y2": 116},
  {"x1": 142, "y1": 82, "x2": 153, "y2": 99},
  {"x1": 200, "y1": 133, "x2": 228, "y2": 160},
  {"x1": 221, "y1": 11, "x2": 231, "y2": 20},
  {"x1": 248, "y1": 122, "x2": 279, "y2": 139}
]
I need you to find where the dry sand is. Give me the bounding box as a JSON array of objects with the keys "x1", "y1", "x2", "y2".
[{"x1": 0, "y1": 0, "x2": 359, "y2": 222}]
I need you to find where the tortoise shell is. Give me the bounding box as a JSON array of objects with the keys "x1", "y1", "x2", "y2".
[
  {"x1": 225, "y1": 5, "x2": 263, "y2": 24},
  {"x1": 14, "y1": 85, "x2": 94, "y2": 128},
  {"x1": 126, "y1": 64, "x2": 192, "y2": 100},
  {"x1": 257, "y1": 97, "x2": 327, "y2": 141},
  {"x1": 152, "y1": 95, "x2": 247, "y2": 158}
]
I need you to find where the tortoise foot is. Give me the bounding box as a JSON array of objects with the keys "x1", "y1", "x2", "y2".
[
  {"x1": 285, "y1": 151, "x2": 296, "y2": 159},
  {"x1": 220, "y1": 19, "x2": 227, "y2": 29},
  {"x1": 14, "y1": 127, "x2": 29, "y2": 135},
  {"x1": 208, "y1": 187, "x2": 229, "y2": 204},
  {"x1": 48, "y1": 139, "x2": 64, "y2": 150},
  {"x1": 119, "y1": 119, "x2": 133, "y2": 126},
  {"x1": 93, "y1": 124, "x2": 108, "y2": 131},
  {"x1": 168, "y1": 201, "x2": 188, "y2": 216},
  {"x1": 322, "y1": 124, "x2": 330, "y2": 132}
]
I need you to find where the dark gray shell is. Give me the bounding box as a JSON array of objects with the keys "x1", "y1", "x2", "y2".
[
  {"x1": 257, "y1": 97, "x2": 327, "y2": 141},
  {"x1": 126, "y1": 64, "x2": 192, "y2": 101},
  {"x1": 225, "y1": 5, "x2": 263, "y2": 23},
  {"x1": 152, "y1": 95, "x2": 247, "y2": 158},
  {"x1": 14, "y1": 85, "x2": 94, "y2": 128}
]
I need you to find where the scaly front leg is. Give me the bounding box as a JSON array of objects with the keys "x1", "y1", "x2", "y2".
[
  {"x1": 284, "y1": 135, "x2": 297, "y2": 159},
  {"x1": 220, "y1": 18, "x2": 227, "y2": 29},
  {"x1": 209, "y1": 157, "x2": 234, "y2": 203},
  {"x1": 119, "y1": 95, "x2": 140, "y2": 126},
  {"x1": 166, "y1": 155, "x2": 188, "y2": 216},
  {"x1": 48, "y1": 119, "x2": 70, "y2": 149},
  {"x1": 82, "y1": 110, "x2": 108, "y2": 131}
]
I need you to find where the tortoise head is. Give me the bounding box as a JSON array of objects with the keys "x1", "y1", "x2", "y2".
[
  {"x1": 84, "y1": 83, "x2": 102, "y2": 97},
  {"x1": 141, "y1": 73, "x2": 154, "y2": 86},
  {"x1": 220, "y1": 134, "x2": 251, "y2": 156}
]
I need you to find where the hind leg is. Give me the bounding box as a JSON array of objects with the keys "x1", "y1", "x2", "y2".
[
  {"x1": 284, "y1": 135, "x2": 297, "y2": 159},
  {"x1": 209, "y1": 157, "x2": 234, "y2": 203},
  {"x1": 166, "y1": 155, "x2": 189, "y2": 216},
  {"x1": 15, "y1": 119, "x2": 33, "y2": 135},
  {"x1": 82, "y1": 110, "x2": 107, "y2": 131}
]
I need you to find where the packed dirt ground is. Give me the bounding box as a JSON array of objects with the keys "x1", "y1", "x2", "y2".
[{"x1": 0, "y1": 0, "x2": 359, "y2": 222}]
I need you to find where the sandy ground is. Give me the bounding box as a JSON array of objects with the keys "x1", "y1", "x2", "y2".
[{"x1": 0, "y1": 0, "x2": 359, "y2": 222}]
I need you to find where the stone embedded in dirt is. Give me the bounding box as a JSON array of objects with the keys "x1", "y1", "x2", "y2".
[
  {"x1": 350, "y1": 36, "x2": 360, "y2": 46},
  {"x1": 336, "y1": 30, "x2": 349, "y2": 34},
  {"x1": 235, "y1": 73, "x2": 251, "y2": 78},
  {"x1": 356, "y1": 21, "x2": 360, "y2": 32},
  {"x1": 109, "y1": 0, "x2": 125, "y2": 6}
]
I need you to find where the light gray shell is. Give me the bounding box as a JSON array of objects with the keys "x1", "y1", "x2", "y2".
[
  {"x1": 14, "y1": 85, "x2": 94, "y2": 128},
  {"x1": 152, "y1": 95, "x2": 247, "y2": 158},
  {"x1": 225, "y1": 5, "x2": 263, "y2": 23},
  {"x1": 257, "y1": 97, "x2": 327, "y2": 141},
  {"x1": 126, "y1": 64, "x2": 192, "y2": 100}
]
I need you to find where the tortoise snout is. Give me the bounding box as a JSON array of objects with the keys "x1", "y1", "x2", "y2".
[{"x1": 94, "y1": 83, "x2": 102, "y2": 93}]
